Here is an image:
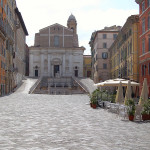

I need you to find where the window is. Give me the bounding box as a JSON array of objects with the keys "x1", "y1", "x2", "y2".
[
  {"x1": 149, "y1": 63, "x2": 150, "y2": 75},
  {"x1": 117, "y1": 54, "x2": 120, "y2": 65},
  {"x1": 142, "y1": 64, "x2": 146, "y2": 76},
  {"x1": 142, "y1": 1, "x2": 145, "y2": 12},
  {"x1": 128, "y1": 42, "x2": 130, "y2": 56},
  {"x1": 103, "y1": 34, "x2": 107, "y2": 39},
  {"x1": 149, "y1": 36, "x2": 150, "y2": 51},
  {"x1": 103, "y1": 43, "x2": 107, "y2": 48},
  {"x1": 130, "y1": 61, "x2": 132, "y2": 74},
  {"x1": 130, "y1": 40, "x2": 132, "y2": 54},
  {"x1": 54, "y1": 36, "x2": 59, "y2": 46},
  {"x1": 148, "y1": 0, "x2": 150, "y2": 7},
  {"x1": 129, "y1": 29, "x2": 132, "y2": 36},
  {"x1": 102, "y1": 52, "x2": 108, "y2": 59},
  {"x1": 142, "y1": 39, "x2": 145, "y2": 54},
  {"x1": 4, "y1": 48, "x2": 5, "y2": 57},
  {"x1": 2, "y1": 45, "x2": 3, "y2": 55},
  {"x1": 1, "y1": 0, "x2": 3, "y2": 7},
  {"x1": 103, "y1": 63, "x2": 107, "y2": 69},
  {"x1": 148, "y1": 14, "x2": 150, "y2": 29},
  {"x1": 113, "y1": 34, "x2": 117, "y2": 40},
  {"x1": 142, "y1": 18, "x2": 145, "y2": 33}
]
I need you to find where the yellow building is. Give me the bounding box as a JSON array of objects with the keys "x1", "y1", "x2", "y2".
[
  {"x1": 109, "y1": 15, "x2": 139, "y2": 82},
  {"x1": 83, "y1": 55, "x2": 92, "y2": 77}
]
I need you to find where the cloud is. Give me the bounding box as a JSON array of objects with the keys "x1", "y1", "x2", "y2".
[{"x1": 16, "y1": 0, "x2": 138, "y2": 54}]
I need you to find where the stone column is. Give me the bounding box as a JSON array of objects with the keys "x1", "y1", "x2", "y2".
[
  {"x1": 52, "y1": 65, "x2": 54, "y2": 77},
  {"x1": 29, "y1": 53, "x2": 33, "y2": 77},
  {"x1": 48, "y1": 54, "x2": 51, "y2": 77},
  {"x1": 41, "y1": 53, "x2": 44, "y2": 76},
  {"x1": 69, "y1": 53, "x2": 73, "y2": 77},
  {"x1": 62, "y1": 54, "x2": 66, "y2": 77},
  {"x1": 63, "y1": 27, "x2": 64, "y2": 47}
]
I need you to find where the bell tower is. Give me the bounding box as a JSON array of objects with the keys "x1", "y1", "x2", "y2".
[{"x1": 67, "y1": 14, "x2": 77, "y2": 34}]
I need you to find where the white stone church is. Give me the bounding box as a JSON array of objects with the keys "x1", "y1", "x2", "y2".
[{"x1": 29, "y1": 14, "x2": 85, "y2": 78}]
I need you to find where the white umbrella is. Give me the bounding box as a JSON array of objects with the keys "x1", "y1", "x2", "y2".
[
  {"x1": 115, "y1": 81, "x2": 124, "y2": 104},
  {"x1": 124, "y1": 80, "x2": 131, "y2": 105},
  {"x1": 139, "y1": 78, "x2": 149, "y2": 106},
  {"x1": 94, "y1": 78, "x2": 139, "y2": 87}
]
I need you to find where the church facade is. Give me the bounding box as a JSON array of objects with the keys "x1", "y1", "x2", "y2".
[{"x1": 29, "y1": 15, "x2": 85, "y2": 78}]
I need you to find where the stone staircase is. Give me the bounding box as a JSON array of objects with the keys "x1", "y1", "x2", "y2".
[
  {"x1": 74, "y1": 77, "x2": 97, "y2": 94},
  {"x1": 30, "y1": 76, "x2": 87, "y2": 95}
]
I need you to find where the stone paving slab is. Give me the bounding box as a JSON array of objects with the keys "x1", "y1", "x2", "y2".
[{"x1": 0, "y1": 79, "x2": 149, "y2": 150}]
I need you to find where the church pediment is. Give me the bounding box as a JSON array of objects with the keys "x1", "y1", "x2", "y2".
[
  {"x1": 34, "y1": 15, "x2": 79, "y2": 48},
  {"x1": 39, "y1": 23, "x2": 73, "y2": 34}
]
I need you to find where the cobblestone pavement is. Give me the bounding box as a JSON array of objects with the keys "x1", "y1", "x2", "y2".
[{"x1": 0, "y1": 79, "x2": 150, "y2": 150}]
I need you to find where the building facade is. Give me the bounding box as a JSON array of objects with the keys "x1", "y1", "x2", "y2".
[
  {"x1": 5, "y1": 0, "x2": 16, "y2": 94},
  {"x1": 135, "y1": 0, "x2": 150, "y2": 96},
  {"x1": 83, "y1": 55, "x2": 91, "y2": 77},
  {"x1": 89, "y1": 25, "x2": 121, "y2": 83},
  {"x1": 0, "y1": 0, "x2": 7, "y2": 96},
  {"x1": 29, "y1": 15, "x2": 85, "y2": 78},
  {"x1": 13, "y1": 7, "x2": 28, "y2": 86},
  {"x1": 25, "y1": 44, "x2": 29, "y2": 76},
  {"x1": 109, "y1": 15, "x2": 139, "y2": 82},
  {"x1": 0, "y1": 0, "x2": 28, "y2": 97}
]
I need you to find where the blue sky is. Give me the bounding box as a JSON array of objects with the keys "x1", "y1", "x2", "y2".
[
  {"x1": 101, "y1": 0, "x2": 138, "y2": 10},
  {"x1": 16, "y1": 0, "x2": 139, "y2": 55}
]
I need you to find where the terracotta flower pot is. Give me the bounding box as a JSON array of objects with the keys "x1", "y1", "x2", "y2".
[
  {"x1": 129, "y1": 115, "x2": 134, "y2": 121},
  {"x1": 92, "y1": 104, "x2": 97, "y2": 109},
  {"x1": 142, "y1": 114, "x2": 149, "y2": 121}
]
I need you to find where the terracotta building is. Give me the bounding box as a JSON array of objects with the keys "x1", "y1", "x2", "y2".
[
  {"x1": 0, "y1": 0, "x2": 7, "y2": 96},
  {"x1": 109, "y1": 15, "x2": 139, "y2": 83},
  {"x1": 0, "y1": 0, "x2": 28, "y2": 96},
  {"x1": 135, "y1": 0, "x2": 150, "y2": 96},
  {"x1": 89, "y1": 25, "x2": 121, "y2": 83},
  {"x1": 5, "y1": 0, "x2": 16, "y2": 94},
  {"x1": 83, "y1": 55, "x2": 91, "y2": 77}
]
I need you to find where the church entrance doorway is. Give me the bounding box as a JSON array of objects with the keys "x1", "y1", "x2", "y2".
[
  {"x1": 54, "y1": 65, "x2": 59, "y2": 77},
  {"x1": 74, "y1": 70, "x2": 78, "y2": 77},
  {"x1": 35, "y1": 70, "x2": 38, "y2": 77}
]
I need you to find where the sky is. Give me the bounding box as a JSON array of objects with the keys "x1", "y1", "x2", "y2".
[{"x1": 16, "y1": 0, "x2": 139, "y2": 55}]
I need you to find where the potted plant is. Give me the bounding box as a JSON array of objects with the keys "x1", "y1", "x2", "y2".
[
  {"x1": 127, "y1": 99, "x2": 135, "y2": 121},
  {"x1": 89, "y1": 89, "x2": 99, "y2": 109},
  {"x1": 141, "y1": 99, "x2": 150, "y2": 121}
]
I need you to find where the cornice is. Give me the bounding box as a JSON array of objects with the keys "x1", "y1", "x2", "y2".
[
  {"x1": 135, "y1": 0, "x2": 143, "y2": 4},
  {"x1": 29, "y1": 46, "x2": 85, "y2": 51}
]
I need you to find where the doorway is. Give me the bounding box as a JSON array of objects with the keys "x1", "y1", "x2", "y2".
[
  {"x1": 74, "y1": 70, "x2": 78, "y2": 77},
  {"x1": 54, "y1": 65, "x2": 59, "y2": 76},
  {"x1": 35, "y1": 70, "x2": 38, "y2": 77},
  {"x1": 87, "y1": 71, "x2": 91, "y2": 77}
]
